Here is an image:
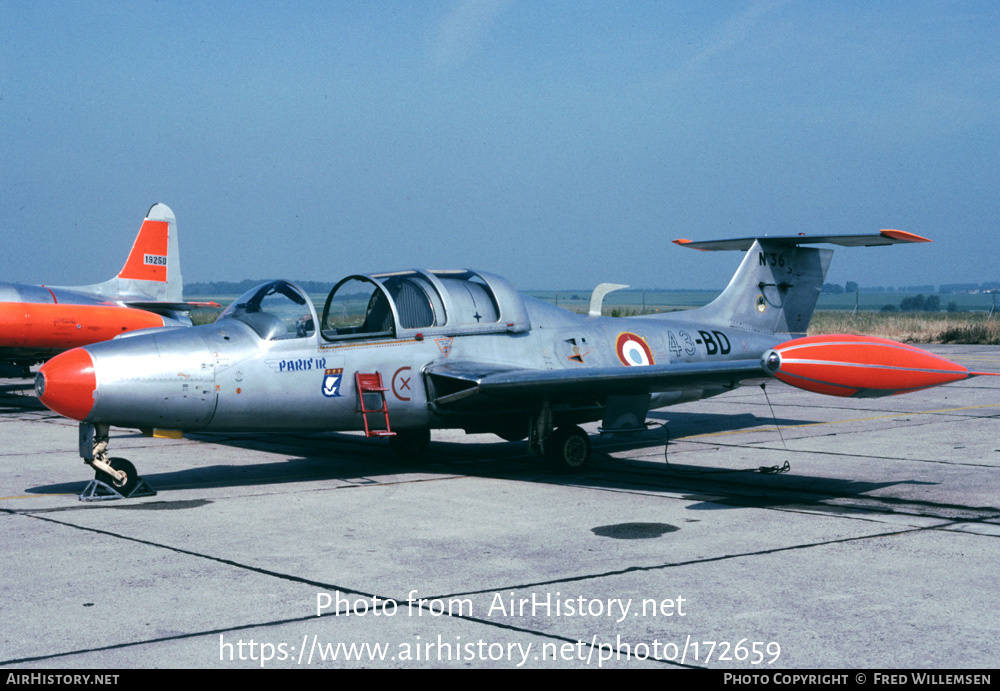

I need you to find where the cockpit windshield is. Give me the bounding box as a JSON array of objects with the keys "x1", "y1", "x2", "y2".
[{"x1": 219, "y1": 280, "x2": 316, "y2": 340}]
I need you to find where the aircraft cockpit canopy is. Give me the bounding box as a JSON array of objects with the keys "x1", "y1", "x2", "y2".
[
  {"x1": 219, "y1": 280, "x2": 317, "y2": 340},
  {"x1": 321, "y1": 269, "x2": 529, "y2": 341}
]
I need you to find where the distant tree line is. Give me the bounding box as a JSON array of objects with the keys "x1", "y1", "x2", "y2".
[
  {"x1": 186, "y1": 279, "x2": 336, "y2": 297},
  {"x1": 879, "y1": 294, "x2": 964, "y2": 313},
  {"x1": 898, "y1": 294, "x2": 940, "y2": 312},
  {"x1": 939, "y1": 282, "x2": 1000, "y2": 293},
  {"x1": 822, "y1": 282, "x2": 860, "y2": 294},
  {"x1": 824, "y1": 281, "x2": 1000, "y2": 295}
]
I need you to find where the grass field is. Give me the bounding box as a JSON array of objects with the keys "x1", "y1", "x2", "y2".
[{"x1": 807, "y1": 311, "x2": 1000, "y2": 344}]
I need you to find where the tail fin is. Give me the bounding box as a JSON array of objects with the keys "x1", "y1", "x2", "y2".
[
  {"x1": 671, "y1": 230, "x2": 931, "y2": 337},
  {"x1": 684, "y1": 239, "x2": 832, "y2": 336},
  {"x1": 70, "y1": 203, "x2": 183, "y2": 303}
]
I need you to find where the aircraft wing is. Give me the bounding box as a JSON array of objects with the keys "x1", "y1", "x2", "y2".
[
  {"x1": 672, "y1": 229, "x2": 931, "y2": 252},
  {"x1": 425, "y1": 359, "x2": 768, "y2": 406},
  {"x1": 124, "y1": 300, "x2": 221, "y2": 315}
]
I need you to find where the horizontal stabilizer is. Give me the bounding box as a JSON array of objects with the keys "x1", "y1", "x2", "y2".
[
  {"x1": 125, "y1": 301, "x2": 221, "y2": 315},
  {"x1": 673, "y1": 229, "x2": 931, "y2": 252}
]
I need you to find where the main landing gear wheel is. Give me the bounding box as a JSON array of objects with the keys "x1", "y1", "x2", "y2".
[
  {"x1": 94, "y1": 457, "x2": 139, "y2": 497},
  {"x1": 545, "y1": 425, "x2": 591, "y2": 472},
  {"x1": 389, "y1": 429, "x2": 431, "y2": 458}
]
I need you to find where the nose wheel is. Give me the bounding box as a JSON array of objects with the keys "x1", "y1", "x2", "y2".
[
  {"x1": 78, "y1": 423, "x2": 157, "y2": 501},
  {"x1": 94, "y1": 457, "x2": 140, "y2": 496}
]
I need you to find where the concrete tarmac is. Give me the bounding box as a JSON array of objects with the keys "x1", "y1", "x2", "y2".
[{"x1": 2, "y1": 344, "x2": 999, "y2": 669}]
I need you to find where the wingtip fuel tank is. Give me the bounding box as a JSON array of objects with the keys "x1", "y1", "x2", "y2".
[{"x1": 762, "y1": 335, "x2": 986, "y2": 398}]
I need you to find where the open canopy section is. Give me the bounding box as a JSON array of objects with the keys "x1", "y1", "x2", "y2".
[
  {"x1": 321, "y1": 269, "x2": 530, "y2": 342},
  {"x1": 218, "y1": 280, "x2": 317, "y2": 340}
]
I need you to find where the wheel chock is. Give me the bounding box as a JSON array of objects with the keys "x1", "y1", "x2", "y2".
[{"x1": 78, "y1": 477, "x2": 157, "y2": 502}]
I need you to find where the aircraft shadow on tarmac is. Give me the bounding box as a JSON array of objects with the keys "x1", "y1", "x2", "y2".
[
  {"x1": 0, "y1": 383, "x2": 44, "y2": 410},
  {"x1": 23, "y1": 409, "x2": 942, "y2": 513},
  {"x1": 640, "y1": 409, "x2": 800, "y2": 436}
]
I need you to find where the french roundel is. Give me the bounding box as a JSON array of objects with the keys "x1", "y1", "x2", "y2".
[{"x1": 616, "y1": 332, "x2": 655, "y2": 367}]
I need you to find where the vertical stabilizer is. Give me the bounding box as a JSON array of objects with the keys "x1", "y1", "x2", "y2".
[
  {"x1": 669, "y1": 230, "x2": 929, "y2": 337},
  {"x1": 65, "y1": 203, "x2": 183, "y2": 303},
  {"x1": 676, "y1": 240, "x2": 832, "y2": 337}
]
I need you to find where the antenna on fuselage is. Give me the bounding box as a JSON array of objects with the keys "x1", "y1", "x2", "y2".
[{"x1": 589, "y1": 283, "x2": 629, "y2": 317}]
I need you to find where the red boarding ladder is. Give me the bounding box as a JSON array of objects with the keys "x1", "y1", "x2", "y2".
[{"x1": 355, "y1": 372, "x2": 396, "y2": 438}]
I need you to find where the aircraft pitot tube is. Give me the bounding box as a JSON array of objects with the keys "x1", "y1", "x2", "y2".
[{"x1": 761, "y1": 334, "x2": 996, "y2": 398}]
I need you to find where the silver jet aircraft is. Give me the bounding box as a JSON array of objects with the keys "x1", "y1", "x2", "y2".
[{"x1": 35, "y1": 230, "x2": 993, "y2": 496}]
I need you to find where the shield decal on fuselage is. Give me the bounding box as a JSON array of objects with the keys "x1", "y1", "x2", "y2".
[{"x1": 322, "y1": 368, "x2": 343, "y2": 398}]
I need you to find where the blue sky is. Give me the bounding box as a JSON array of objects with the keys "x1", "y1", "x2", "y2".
[{"x1": 2, "y1": 1, "x2": 998, "y2": 291}]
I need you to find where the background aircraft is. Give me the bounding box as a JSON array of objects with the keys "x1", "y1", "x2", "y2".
[
  {"x1": 0, "y1": 203, "x2": 213, "y2": 376},
  {"x1": 34, "y1": 229, "x2": 995, "y2": 496}
]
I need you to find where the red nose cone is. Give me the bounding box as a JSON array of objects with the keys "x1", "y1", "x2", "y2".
[{"x1": 36, "y1": 348, "x2": 97, "y2": 420}]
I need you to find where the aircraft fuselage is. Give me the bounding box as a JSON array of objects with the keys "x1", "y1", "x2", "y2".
[
  {"x1": 50, "y1": 293, "x2": 779, "y2": 436},
  {"x1": 0, "y1": 282, "x2": 175, "y2": 364},
  {"x1": 37, "y1": 233, "x2": 981, "y2": 488}
]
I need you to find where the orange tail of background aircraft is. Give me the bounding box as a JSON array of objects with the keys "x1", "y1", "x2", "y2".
[{"x1": 0, "y1": 203, "x2": 214, "y2": 376}]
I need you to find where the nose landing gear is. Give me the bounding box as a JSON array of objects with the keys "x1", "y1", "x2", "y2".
[
  {"x1": 78, "y1": 423, "x2": 157, "y2": 501},
  {"x1": 94, "y1": 457, "x2": 140, "y2": 496}
]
